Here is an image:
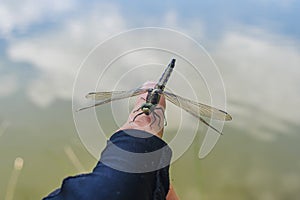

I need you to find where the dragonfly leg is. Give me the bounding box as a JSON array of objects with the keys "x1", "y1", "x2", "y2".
[
  {"x1": 131, "y1": 111, "x2": 144, "y2": 123},
  {"x1": 140, "y1": 97, "x2": 146, "y2": 101},
  {"x1": 150, "y1": 111, "x2": 160, "y2": 128},
  {"x1": 133, "y1": 107, "x2": 142, "y2": 113},
  {"x1": 154, "y1": 107, "x2": 167, "y2": 126}
]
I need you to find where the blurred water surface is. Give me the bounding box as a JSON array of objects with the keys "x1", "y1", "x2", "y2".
[
  {"x1": 0, "y1": 90, "x2": 299, "y2": 199},
  {"x1": 1, "y1": 1, "x2": 300, "y2": 199}
]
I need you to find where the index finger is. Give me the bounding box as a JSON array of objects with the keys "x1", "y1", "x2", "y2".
[{"x1": 118, "y1": 81, "x2": 166, "y2": 138}]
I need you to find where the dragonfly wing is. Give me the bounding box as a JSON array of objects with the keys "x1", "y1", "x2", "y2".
[
  {"x1": 163, "y1": 91, "x2": 232, "y2": 121},
  {"x1": 77, "y1": 88, "x2": 148, "y2": 111},
  {"x1": 164, "y1": 91, "x2": 232, "y2": 134},
  {"x1": 85, "y1": 90, "x2": 134, "y2": 100}
]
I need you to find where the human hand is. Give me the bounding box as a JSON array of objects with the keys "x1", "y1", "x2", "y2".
[
  {"x1": 118, "y1": 81, "x2": 166, "y2": 138},
  {"x1": 118, "y1": 81, "x2": 179, "y2": 199}
]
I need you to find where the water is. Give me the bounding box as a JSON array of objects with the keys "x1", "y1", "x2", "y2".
[{"x1": 0, "y1": 93, "x2": 300, "y2": 199}]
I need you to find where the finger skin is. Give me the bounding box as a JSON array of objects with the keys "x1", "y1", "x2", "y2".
[
  {"x1": 119, "y1": 81, "x2": 166, "y2": 138},
  {"x1": 166, "y1": 185, "x2": 180, "y2": 200},
  {"x1": 119, "y1": 82, "x2": 180, "y2": 199}
]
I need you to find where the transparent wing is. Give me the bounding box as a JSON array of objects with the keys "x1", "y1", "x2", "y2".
[
  {"x1": 164, "y1": 91, "x2": 232, "y2": 121},
  {"x1": 77, "y1": 88, "x2": 148, "y2": 111},
  {"x1": 164, "y1": 91, "x2": 232, "y2": 134},
  {"x1": 85, "y1": 90, "x2": 138, "y2": 100}
]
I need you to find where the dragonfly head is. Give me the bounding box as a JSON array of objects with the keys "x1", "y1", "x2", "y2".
[
  {"x1": 142, "y1": 107, "x2": 150, "y2": 115},
  {"x1": 141, "y1": 103, "x2": 153, "y2": 115}
]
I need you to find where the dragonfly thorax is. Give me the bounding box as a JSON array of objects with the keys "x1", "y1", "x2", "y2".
[{"x1": 146, "y1": 88, "x2": 162, "y2": 105}]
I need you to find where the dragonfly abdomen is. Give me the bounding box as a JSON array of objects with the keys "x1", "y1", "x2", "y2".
[{"x1": 155, "y1": 59, "x2": 176, "y2": 90}]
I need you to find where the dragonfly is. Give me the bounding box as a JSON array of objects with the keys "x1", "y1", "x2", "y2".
[{"x1": 78, "y1": 59, "x2": 232, "y2": 134}]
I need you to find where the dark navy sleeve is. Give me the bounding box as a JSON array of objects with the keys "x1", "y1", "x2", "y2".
[{"x1": 43, "y1": 129, "x2": 172, "y2": 200}]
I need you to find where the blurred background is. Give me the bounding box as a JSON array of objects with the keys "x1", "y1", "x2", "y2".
[{"x1": 1, "y1": 0, "x2": 300, "y2": 199}]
